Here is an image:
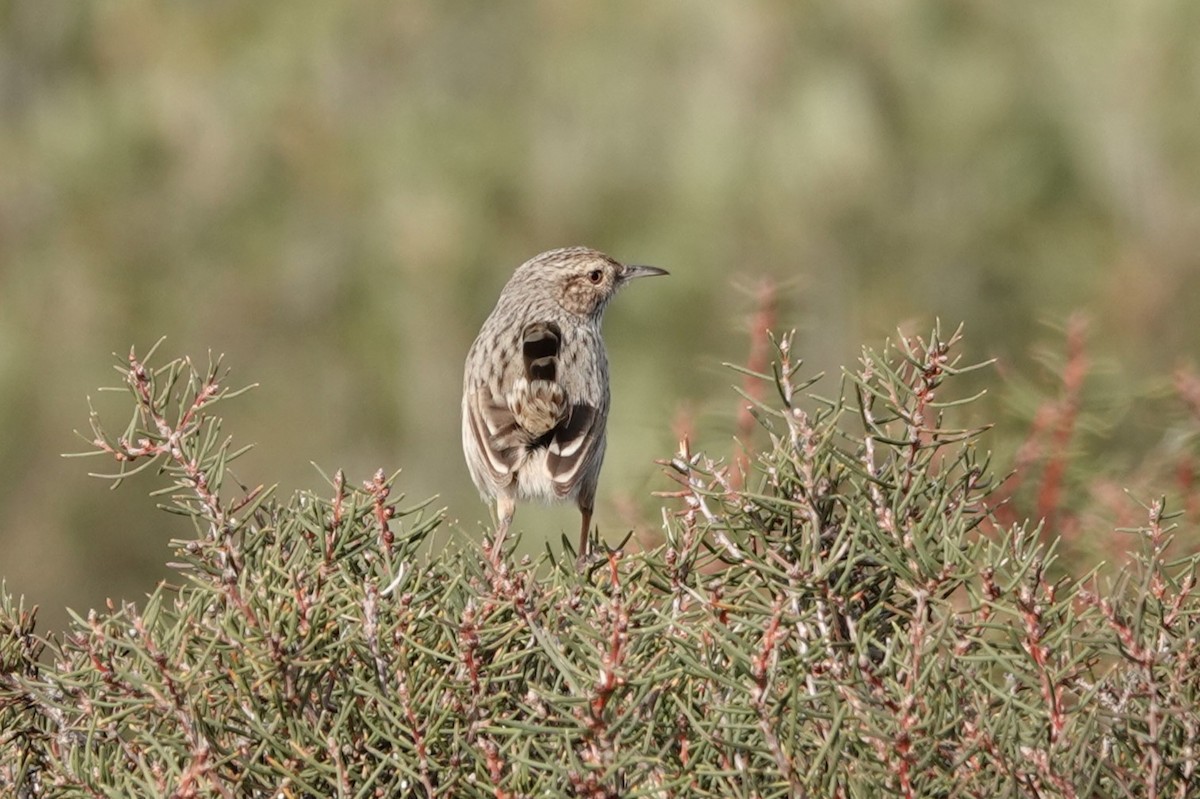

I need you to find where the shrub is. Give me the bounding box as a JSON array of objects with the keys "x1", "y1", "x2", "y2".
[{"x1": 2, "y1": 327, "x2": 1199, "y2": 797}]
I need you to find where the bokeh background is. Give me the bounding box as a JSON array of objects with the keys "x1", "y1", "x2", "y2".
[{"x1": 3, "y1": 2, "x2": 1199, "y2": 630}]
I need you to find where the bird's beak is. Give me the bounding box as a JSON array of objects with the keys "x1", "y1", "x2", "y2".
[{"x1": 620, "y1": 264, "x2": 669, "y2": 283}]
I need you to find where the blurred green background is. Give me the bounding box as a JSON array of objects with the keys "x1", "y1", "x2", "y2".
[{"x1": 3, "y1": 2, "x2": 1199, "y2": 629}]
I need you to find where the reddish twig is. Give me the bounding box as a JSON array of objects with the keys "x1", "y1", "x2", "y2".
[
  {"x1": 1035, "y1": 315, "x2": 1089, "y2": 530},
  {"x1": 732, "y1": 279, "x2": 777, "y2": 490},
  {"x1": 363, "y1": 469, "x2": 395, "y2": 555}
]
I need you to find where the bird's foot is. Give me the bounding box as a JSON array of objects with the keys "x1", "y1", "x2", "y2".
[{"x1": 574, "y1": 528, "x2": 636, "y2": 573}]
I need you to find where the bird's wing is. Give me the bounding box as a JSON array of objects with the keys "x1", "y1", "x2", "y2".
[
  {"x1": 465, "y1": 321, "x2": 601, "y2": 497},
  {"x1": 517, "y1": 321, "x2": 603, "y2": 498},
  {"x1": 545, "y1": 401, "x2": 600, "y2": 498},
  {"x1": 465, "y1": 384, "x2": 525, "y2": 485}
]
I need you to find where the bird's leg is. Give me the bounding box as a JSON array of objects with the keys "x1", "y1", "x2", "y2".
[
  {"x1": 577, "y1": 504, "x2": 593, "y2": 559},
  {"x1": 490, "y1": 494, "x2": 516, "y2": 565}
]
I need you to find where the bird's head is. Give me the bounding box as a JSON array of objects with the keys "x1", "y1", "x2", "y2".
[{"x1": 517, "y1": 246, "x2": 668, "y2": 318}]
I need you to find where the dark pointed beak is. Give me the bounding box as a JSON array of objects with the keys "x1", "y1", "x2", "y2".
[{"x1": 620, "y1": 264, "x2": 669, "y2": 283}]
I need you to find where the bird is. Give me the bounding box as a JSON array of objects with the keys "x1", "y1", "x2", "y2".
[{"x1": 461, "y1": 246, "x2": 668, "y2": 559}]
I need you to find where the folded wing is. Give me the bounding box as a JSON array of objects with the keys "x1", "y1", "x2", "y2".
[{"x1": 465, "y1": 321, "x2": 601, "y2": 497}]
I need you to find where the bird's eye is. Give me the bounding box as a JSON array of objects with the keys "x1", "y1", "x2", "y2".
[{"x1": 587, "y1": 269, "x2": 603, "y2": 284}]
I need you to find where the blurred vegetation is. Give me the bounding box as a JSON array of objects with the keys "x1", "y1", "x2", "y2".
[{"x1": 2, "y1": 2, "x2": 1200, "y2": 629}]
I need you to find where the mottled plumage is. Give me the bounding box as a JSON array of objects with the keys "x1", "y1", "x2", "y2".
[{"x1": 462, "y1": 246, "x2": 668, "y2": 557}]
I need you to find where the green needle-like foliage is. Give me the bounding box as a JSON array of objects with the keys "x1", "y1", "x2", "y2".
[{"x1": 3, "y1": 327, "x2": 1199, "y2": 797}]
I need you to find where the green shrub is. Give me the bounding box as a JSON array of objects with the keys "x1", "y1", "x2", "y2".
[{"x1": 3, "y1": 327, "x2": 1199, "y2": 797}]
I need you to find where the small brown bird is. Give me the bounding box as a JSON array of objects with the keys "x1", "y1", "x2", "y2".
[{"x1": 461, "y1": 247, "x2": 668, "y2": 557}]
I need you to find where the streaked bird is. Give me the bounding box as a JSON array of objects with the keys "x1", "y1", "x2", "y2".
[{"x1": 461, "y1": 246, "x2": 668, "y2": 558}]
